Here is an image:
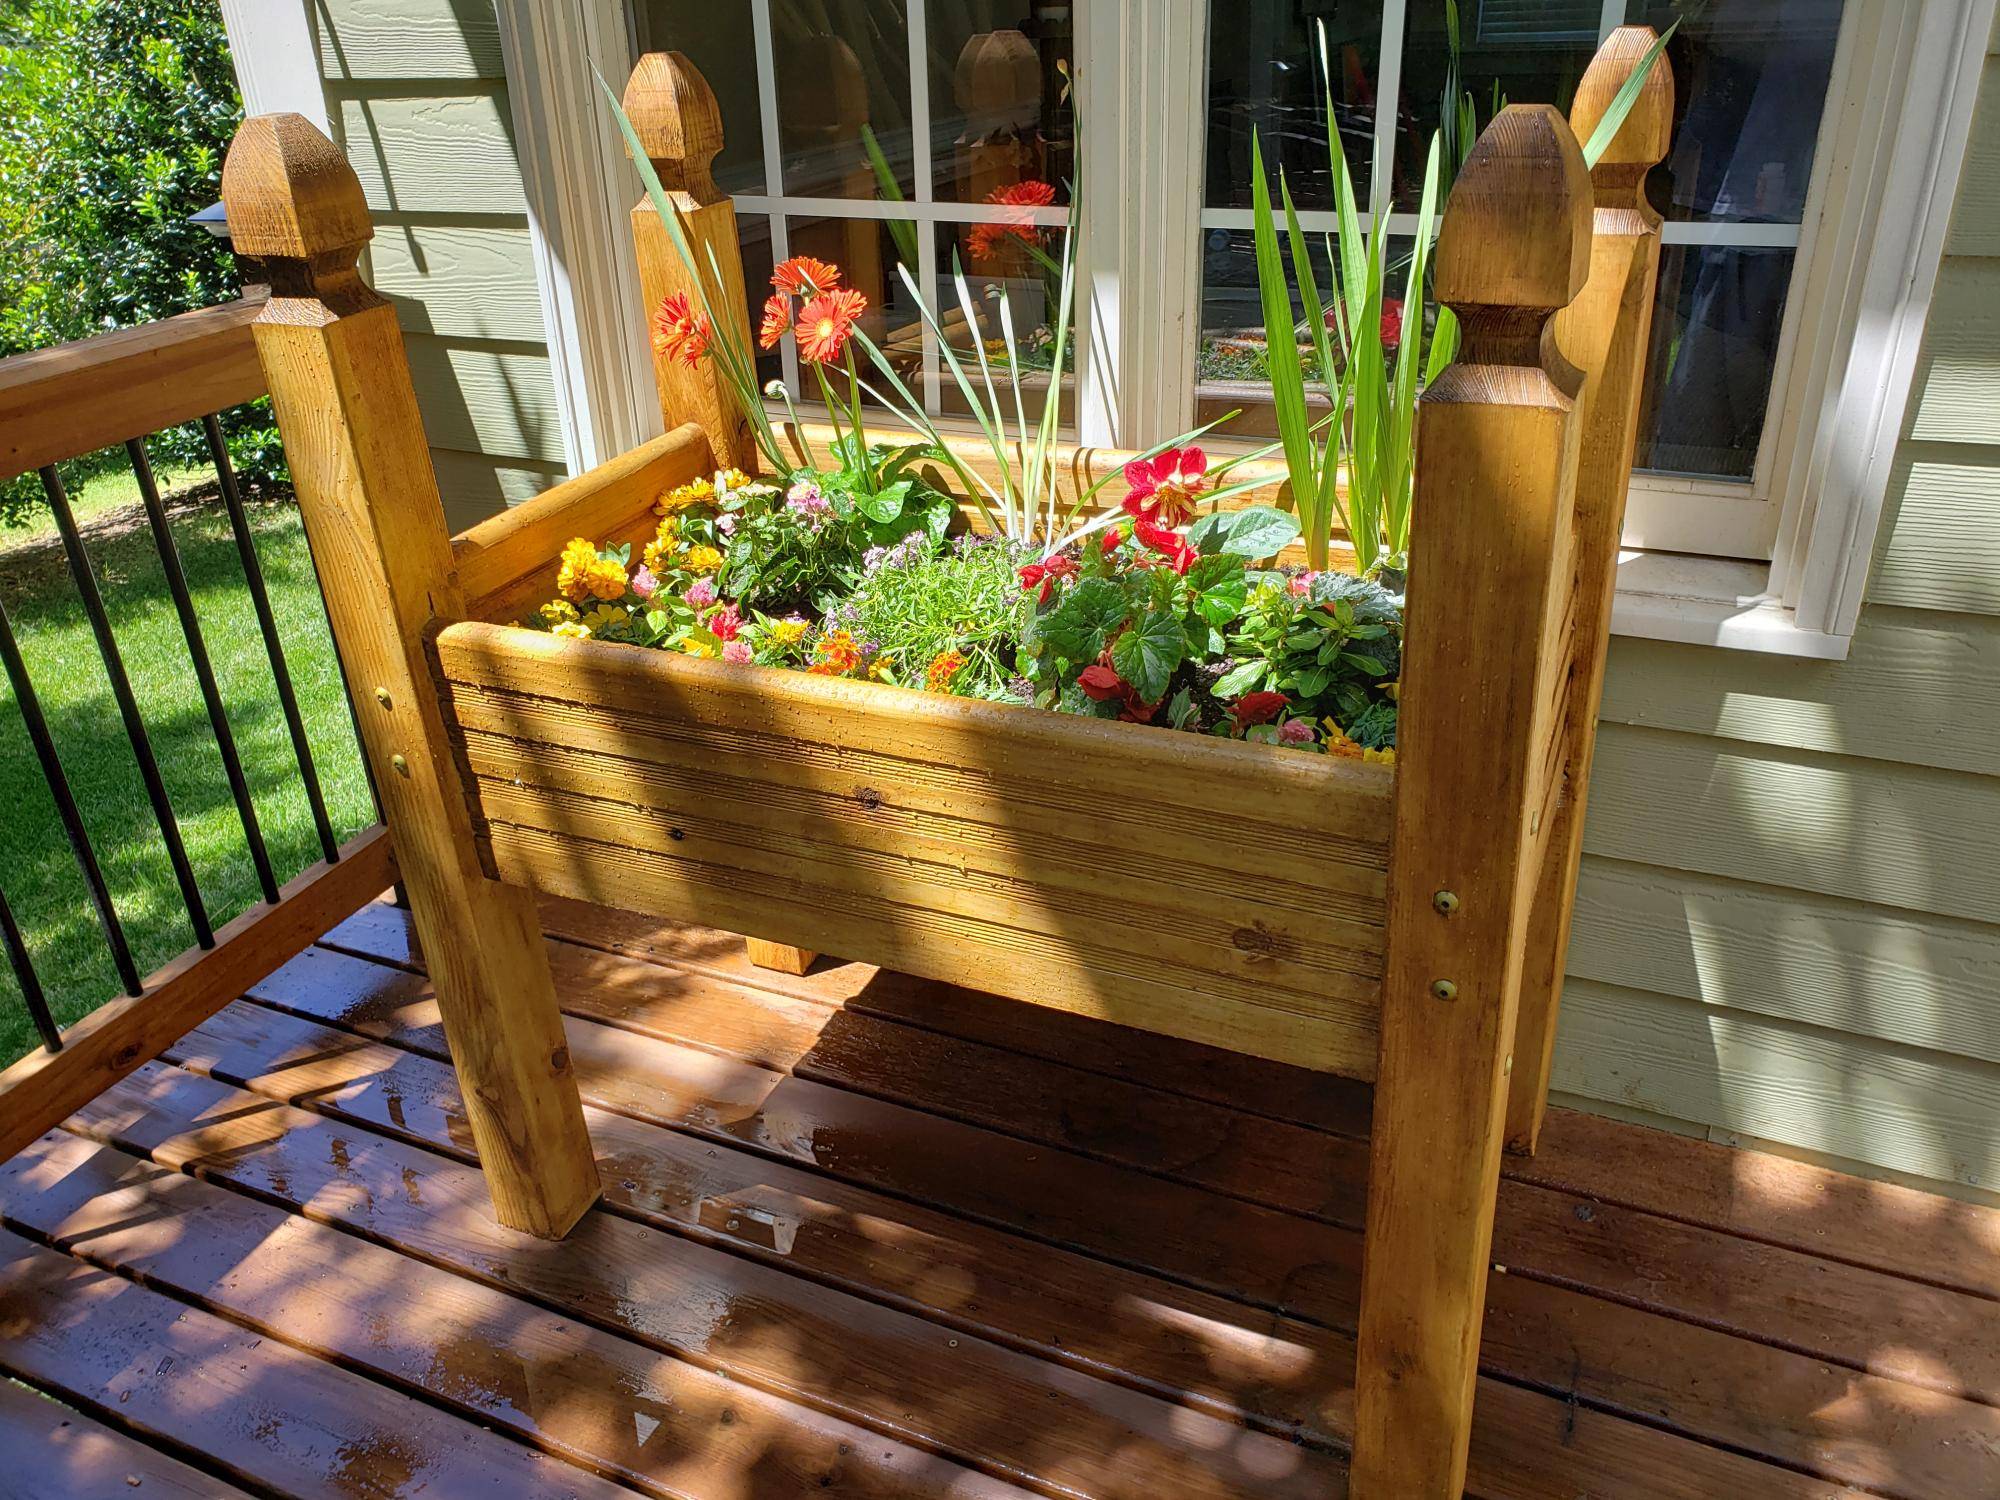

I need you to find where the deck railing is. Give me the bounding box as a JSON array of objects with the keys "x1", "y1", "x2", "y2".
[{"x1": 0, "y1": 296, "x2": 395, "y2": 1161}]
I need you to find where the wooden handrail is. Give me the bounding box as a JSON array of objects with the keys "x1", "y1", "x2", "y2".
[
  {"x1": 0, "y1": 824, "x2": 394, "y2": 1166},
  {"x1": 0, "y1": 294, "x2": 269, "y2": 483}
]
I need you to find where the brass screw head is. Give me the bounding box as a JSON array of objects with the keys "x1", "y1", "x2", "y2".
[
  {"x1": 1432, "y1": 890, "x2": 1460, "y2": 916},
  {"x1": 374, "y1": 686, "x2": 392, "y2": 708},
  {"x1": 390, "y1": 753, "x2": 409, "y2": 777},
  {"x1": 1430, "y1": 979, "x2": 1458, "y2": 1002}
]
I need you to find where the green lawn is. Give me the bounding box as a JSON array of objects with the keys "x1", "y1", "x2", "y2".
[{"x1": 0, "y1": 473, "x2": 376, "y2": 1064}]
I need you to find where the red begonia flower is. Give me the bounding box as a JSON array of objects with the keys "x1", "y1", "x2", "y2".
[
  {"x1": 1122, "y1": 447, "x2": 1210, "y2": 528},
  {"x1": 1077, "y1": 664, "x2": 1126, "y2": 701},
  {"x1": 1230, "y1": 690, "x2": 1289, "y2": 730}
]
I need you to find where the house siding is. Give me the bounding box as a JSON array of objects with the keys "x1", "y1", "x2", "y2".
[
  {"x1": 299, "y1": 8, "x2": 2000, "y2": 1198},
  {"x1": 312, "y1": 0, "x2": 565, "y2": 531}
]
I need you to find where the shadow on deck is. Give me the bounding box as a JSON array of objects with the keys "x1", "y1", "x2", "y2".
[{"x1": 1, "y1": 892, "x2": 1995, "y2": 1498}]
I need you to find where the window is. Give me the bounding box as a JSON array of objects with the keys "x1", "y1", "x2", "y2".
[
  {"x1": 632, "y1": 1, "x2": 1079, "y2": 424},
  {"x1": 491, "y1": 0, "x2": 1993, "y2": 653}
]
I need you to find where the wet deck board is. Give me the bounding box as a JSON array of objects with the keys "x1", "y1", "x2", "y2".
[{"x1": 2, "y1": 893, "x2": 1988, "y2": 1498}]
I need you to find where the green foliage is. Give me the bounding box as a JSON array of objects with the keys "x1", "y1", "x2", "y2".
[
  {"x1": 0, "y1": 0, "x2": 278, "y2": 522},
  {"x1": 824, "y1": 533, "x2": 1029, "y2": 697},
  {"x1": 1218, "y1": 569, "x2": 1402, "y2": 732}
]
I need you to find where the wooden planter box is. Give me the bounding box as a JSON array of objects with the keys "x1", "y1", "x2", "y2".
[{"x1": 224, "y1": 27, "x2": 1674, "y2": 1500}]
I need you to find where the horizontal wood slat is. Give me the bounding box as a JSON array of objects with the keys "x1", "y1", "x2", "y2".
[
  {"x1": 452, "y1": 423, "x2": 711, "y2": 620},
  {"x1": 434, "y1": 622, "x2": 1392, "y2": 1077},
  {"x1": 0, "y1": 296, "x2": 268, "y2": 481},
  {"x1": 0, "y1": 825, "x2": 393, "y2": 1165},
  {"x1": 0, "y1": 1373, "x2": 257, "y2": 1500}
]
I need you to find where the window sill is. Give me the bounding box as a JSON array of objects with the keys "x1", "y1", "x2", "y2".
[{"x1": 1611, "y1": 551, "x2": 1851, "y2": 662}]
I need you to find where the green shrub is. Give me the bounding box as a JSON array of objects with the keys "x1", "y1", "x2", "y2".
[{"x1": 0, "y1": 0, "x2": 276, "y2": 523}]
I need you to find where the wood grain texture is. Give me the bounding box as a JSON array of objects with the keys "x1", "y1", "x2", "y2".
[
  {"x1": 0, "y1": 296, "x2": 265, "y2": 482},
  {"x1": 3, "y1": 1128, "x2": 1031, "y2": 1500},
  {"x1": 1568, "y1": 855, "x2": 2000, "y2": 1065},
  {"x1": 401, "y1": 334, "x2": 565, "y2": 462},
  {"x1": 0, "y1": 826, "x2": 393, "y2": 1166},
  {"x1": 1353, "y1": 102, "x2": 1593, "y2": 1500},
  {"x1": 315, "y1": 0, "x2": 507, "y2": 81},
  {"x1": 0, "y1": 1374, "x2": 257, "y2": 1500},
  {"x1": 1871, "y1": 443, "x2": 2000, "y2": 616},
  {"x1": 1511, "y1": 26, "x2": 1673, "y2": 1155},
  {"x1": 0, "y1": 1226, "x2": 642, "y2": 1500},
  {"x1": 1583, "y1": 722, "x2": 2000, "y2": 926},
  {"x1": 625, "y1": 53, "x2": 758, "y2": 472},
  {"x1": 433, "y1": 620, "x2": 1393, "y2": 1077},
  {"x1": 452, "y1": 422, "x2": 711, "y2": 620},
  {"x1": 1552, "y1": 978, "x2": 2000, "y2": 1193},
  {"x1": 1906, "y1": 257, "x2": 2000, "y2": 444},
  {"x1": 366, "y1": 220, "x2": 545, "y2": 341},
  {"x1": 222, "y1": 111, "x2": 597, "y2": 1238},
  {"x1": 332, "y1": 88, "x2": 527, "y2": 214},
  {"x1": 1599, "y1": 603, "x2": 2000, "y2": 776}
]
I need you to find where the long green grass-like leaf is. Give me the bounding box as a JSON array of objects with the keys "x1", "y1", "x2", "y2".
[
  {"x1": 1249, "y1": 129, "x2": 1321, "y2": 563},
  {"x1": 1034, "y1": 210, "x2": 1080, "y2": 540},
  {"x1": 1579, "y1": 22, "x2": 1679, "y2": 170},
  {"x1": 858, "y1": 122, "x2": 922, "y2": 268},
  {"x1": 1382, "y1": 133, "x2": 1444, "y2": 557},
  {"x1": 894, "y1": 262, "x2": 1021, "y2": 525}
]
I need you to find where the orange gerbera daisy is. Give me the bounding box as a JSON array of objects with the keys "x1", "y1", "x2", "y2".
[
  {"x1": 795, "y1": 288, "x2": 868, "y2": 365},
  {"x1": 968, "y1": 179, "x2": 1057, "y2": 260},
  {"x1": 772, "y1": 255, "x2": 842, "y2": 298},
  {"x1": 651, "y1": 292, "x2": 711, "y2": 368},
  {"x1": 757, "y1": 292, "x2": 791, "y2": 351}
]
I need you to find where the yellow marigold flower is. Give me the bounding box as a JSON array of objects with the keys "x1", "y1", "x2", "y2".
[
  {"x1": 1363, "y1": 746, "x2": 1396, "y2": 765},
  {"x1": 682, "y1": 544, "x2": 724, "y2": 574},
  {"x1": 539, "y1": 598, "x2": 578, "y2": 624},
  {"x1": 581, "y1": 604, "x2": 629, "y2": 632},
  {"x1": 1322, "y1": 720, "x2": 1364, "y2": 760},
  {"x1": 811, "y1": 629, "x2": 861, "y2": 676},
  {"x1": 681, "y1": 638, "x2": 719, "y2": 659},
  {"x1": 767, "y1": 617, "x2": 808, "y2": 647},
  {"x1": 550, "y1": 620, "x2": 592, "y2": 640},
  {"x1": 556, "y1": 537, "x2": 601, "y2": 603},
  {"x1": 924, "y1": 649, "x2": 967, "y2": 693},
  {"x1": 654, "y1": 477, "x2": 715, "y2": 514}
]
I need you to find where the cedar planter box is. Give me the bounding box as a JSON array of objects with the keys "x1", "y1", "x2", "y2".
[{"x1": 224, "y1": 27, "x2": 1672, "y2": 1500}]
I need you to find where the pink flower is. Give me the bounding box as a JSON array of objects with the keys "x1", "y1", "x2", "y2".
[
  {"x1": 708, "y1": 602, "x2": 743, "y2": 641},
  {"x1": 1278, "y1": 718, "x2": 1315, "y2": 745},
  {"x1": 1122, "y1": 447, "x2": 1209, "y2": 528},
  {"x1": 630, "y1": 565, "x2": 659, "y2": 601},
  {"x1": 717, "y1": 514, "x2": 738, "y2": 535},
  {"x1": 722, "y1": 639, "x2": 753, "y2": 664},
  {"x1": 684, "y1": 578, "x2": 717, "y2": 609},
  {"x1": 1288, "y1": 571, "x2": 1316, "y2": 597}
]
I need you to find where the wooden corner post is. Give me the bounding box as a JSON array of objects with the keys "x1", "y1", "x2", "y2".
[
  {"x1": 221, "y1": 114, "x2": 600, "y2": 1239},
  {"x1": 1508, "y1": 28, "x2": 1675, "y2": 1156},
  {"x1": 1351, "y1": 106, "x2": 1593, "y2": 1500},
  {"x1": 624, "y1": 51, "x2": 758, "y2": 474}
]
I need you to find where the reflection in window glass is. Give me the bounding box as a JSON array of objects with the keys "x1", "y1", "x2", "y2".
[
  {"x1": 1206, "y1": 1, "x2": 1382, "y2": 211},
  {"x1": 925, "y1": 1, "x2": 1076, "y2": 205},
  {"x1": 1633, "y1": 0, "x2": 1843, "y2": 224},
  {"x1": 774, "y1": 0, "x2": 913, "y2": 199},
  {"x1": 1634, "y1": 245, "x2": 1796, "y2": 480},
  {"x1": 930, "y1": 221, "x2": 1075, "y2": 423},
  {"x1": 630, "y1": 4, "x2": 766, "y2": 195}
]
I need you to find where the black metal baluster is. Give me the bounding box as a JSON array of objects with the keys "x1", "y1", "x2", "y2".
[
  {"x1": 40, "y1": 464, "x2": 213, "y2": 947},
  {"x1": 128, "y1": 436, "x2": 280, "y2": 904},
  {"x1": 0, "y1": 882, "x2": 59, "y2": 1052},
  {"x1": 203, "y1": 414, "x2": 339, "y2": 865},
  {"x1": 0, "y1": 593, "x2": 141, "y2": 996}
]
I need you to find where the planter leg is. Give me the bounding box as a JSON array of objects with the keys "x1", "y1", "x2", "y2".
[
  {"x1": 221, "y1": 114, "x2": 600, "y2": 1240},
  {"x1": 745, "y1": 939, "x2": 819, "y2": 977},
  {"x1": 1351, "y1": 106, "x2": 1593, "y2": 1499}
]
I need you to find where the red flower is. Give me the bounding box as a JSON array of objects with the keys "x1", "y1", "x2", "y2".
[
  {"x1": 708, "y1": 603, "x2": 743, "y2": 642},
  {"x1": 1077, "y1": 664, "x2": 1125, "y2": 701},
  {"x1": 651, "y1": 292, "x2": 712, "y2": 368},
  {"x1": 1229, "y1": 691, "x2": 1289, "y2": 731},
  {"x1": 772, "y1": 256, "x2": 842, "y2": 298},
  {"x1": 796, "y1": 288, "x2": 868, "y2": 364},
  {"x1": 1379, "y1": 298, "x2": 1404, "y2": 352},
  {"x1": 1132, "y1": 515, "x2": 1197, "y2": 575},
  {"x1": 758, "y1": 292, "x2": 791, "y2": 351},
  {"x1": 968, "y1": 179, "x2": 1057, "y2": 260},
  {"x1": 1017, "y1": 554, "x2": 1078, "y2": 603},
  {"x1": 1122, "y1": 447, "x2": 1209, "y2": 528}
]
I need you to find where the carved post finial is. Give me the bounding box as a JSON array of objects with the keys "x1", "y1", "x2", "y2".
[
  {"x1": 221, "y1": 113, "x2": 373, "y2": 289},
  {"x1": 1571, "y1": 25, "x2": 1676, "y2": 204},
  {"x1": 622, "y1": 51, "x2": 724, "y2": 205}
]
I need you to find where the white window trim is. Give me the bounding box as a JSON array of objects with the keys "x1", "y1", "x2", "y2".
[
  {"x1": 217, "y1": 0, "x2": 330, "y2": 137},
  {"x1": 465, "y1": 0, "x2": 1991, "y2": 658}
]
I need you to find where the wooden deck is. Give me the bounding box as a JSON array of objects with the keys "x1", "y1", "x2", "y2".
[{"x1": 2, "y1": 894, "x2": 1995, "y2": 1499}]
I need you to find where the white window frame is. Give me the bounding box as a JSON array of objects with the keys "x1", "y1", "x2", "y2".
[{"x1": 470, "y1": 0, "x2": 1991, "y2": 658}]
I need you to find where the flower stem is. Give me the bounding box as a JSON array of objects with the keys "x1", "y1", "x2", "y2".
[{"x1": 844, "y1": 347, "x2": 873, "y2": 489}]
